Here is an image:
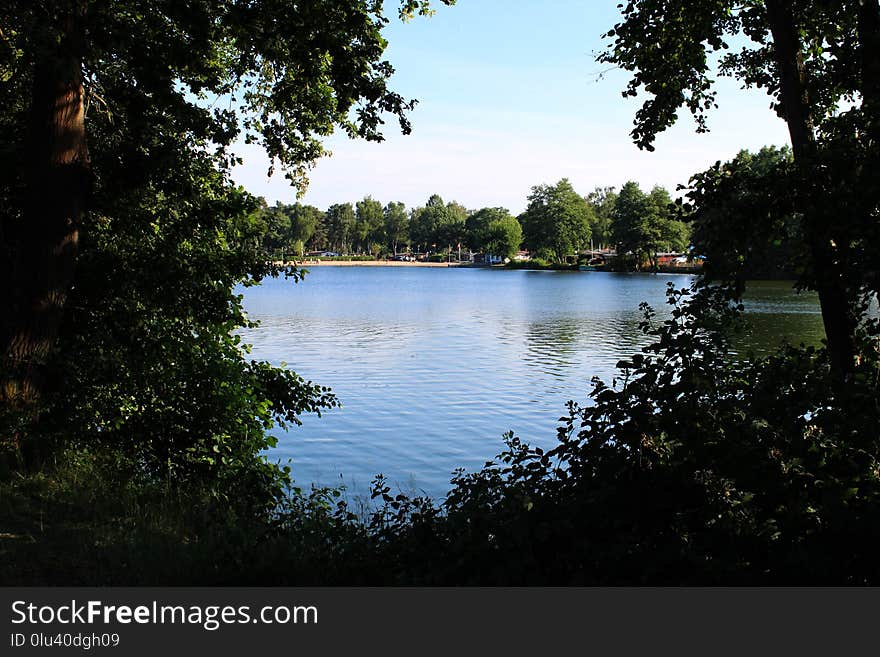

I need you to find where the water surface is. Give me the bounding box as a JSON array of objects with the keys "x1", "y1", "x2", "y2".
[{"x1": 240, "y1": 268, "x2": 824, "y2": 497}]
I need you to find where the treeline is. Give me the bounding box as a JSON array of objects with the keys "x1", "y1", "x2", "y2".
[{"x1": 247, "y1": 178, "x2": 691, "y2": 264}]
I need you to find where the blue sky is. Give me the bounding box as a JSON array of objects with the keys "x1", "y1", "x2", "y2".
[{"x1": 232, "y1": 0, "x2": 790, "y2": 215}]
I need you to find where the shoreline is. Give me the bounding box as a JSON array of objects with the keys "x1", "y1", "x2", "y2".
[
  {"x1": 274, "y1": 259, "x2": 466, "y2": 267},
  {"x1": 273, "y1": 259, "x2": 704, "y2": 274}
]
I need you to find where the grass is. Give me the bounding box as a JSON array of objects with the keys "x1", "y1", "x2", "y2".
[{"x1": 0, "y1": 447, "x2": 395, "y2": 585}]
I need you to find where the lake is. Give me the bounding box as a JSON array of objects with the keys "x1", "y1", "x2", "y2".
[{"x1": 239, "y1": 267, "x2": 825, "y2": 498}]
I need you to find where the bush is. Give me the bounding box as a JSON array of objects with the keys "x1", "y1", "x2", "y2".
[
  {"x1": 0, "y1": 446, "x2": 370, "y2": 585},
  {"x1": 362, "y1": 283, "x2": 880, "y2": 584},
  {"x1": 8, "y1": 280, "x2": 879, "y2": 585},
  {"x1": 25, "y1": 154, "x2": 338, "y2": 502}
]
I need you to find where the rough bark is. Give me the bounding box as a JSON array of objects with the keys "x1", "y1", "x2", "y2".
[
  {"x1": 765, "y1": 0, "x2": 858, "y2": 380},
  {"x1": 0, "y1": 6, "x2": 90, "y2": 425}
]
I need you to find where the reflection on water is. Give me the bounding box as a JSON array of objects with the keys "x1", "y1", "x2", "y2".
[
  {"x1": 737, "y1": 280, "x2": 825, "y2": 355},
  {"x1": 240, "y1": 269, "x2": 823, "y2": 498}
]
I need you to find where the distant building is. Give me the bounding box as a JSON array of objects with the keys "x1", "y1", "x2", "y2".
[
  {"x1": 473, "y1": 253, "x2": 505, "y2": 265},
  {"x1": 657, "y1": 253, "x2": 681, "y2": 266}
]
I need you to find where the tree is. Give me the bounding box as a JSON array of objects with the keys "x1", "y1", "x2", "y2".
[
  {"x1": 286, "y1": 203, "x2": 324, "y2": 257},
  {"x1": 436, "y1": 200, "x2": 467, "y2": 254},
  {"x1": 306, "y1": 209, "x2": 329, "y2": 252},
  {"x1": 356, "y1": 196, "x2": 385, "y2": 254},
  {"x1": 256, "y1": 201, "x2": 322, "y2": 257},
  {"x1": 325, "y1": 203, "x2": 356, "y2": 254},
  {"x1": 408, "y1": 206, "x2": 433, "y2": 253},
  {"x1": 613, "y1": 182, "x2": 688, "y2": 269},
  {"x1": 484, "y1": 215, "x2": 523, "y2": 260},
  {"x1": 684, "y1": 146, "x2": 802, "y2": 286},
  {"x1": 521, "y1": 179, "x2": 593, "y2": 263},
  {"x1": 648, "y1": 185, "x2": 691, "y2": 253},
  {"x1": 661, "y1": 217, "x2": 691, "y2": 254},
  {"x1": 0, "y1": 0, "x2": 454, "y2": 460},
  {"x1": 586, "y1": 187, "x2": 617, "y2": 250},
  {"x1": 384, "y1": 201, "x2": 409, "y2": 254},
  {"x1": 466, "y1": 207, "x2": 511, "y2": 253},
  {"x1": 408, "y1": 194, "x2": 466, "y2": 254},
  {"x1": 600, "y1": 0, "x2": 880, "y2": 379},
  {"x1": 613, "y1": 181, "x2": 657, "y2": 269},
  {"x1": 0, "y1": 0, "x2": 455, "y2": 418},
  {"x1": 259, "y1": 203, "x2": 292, "y2": 256}
]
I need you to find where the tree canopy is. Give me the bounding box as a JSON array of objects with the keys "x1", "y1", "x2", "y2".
[
  {"x1": 586, "y1": 187, "x2": 617, "y2": 249},
  {"x1": 325, "y1": 202, "x2": 356, "y2": 254},
  {"x1": 520, "y1": 179, "x2": 593, "y2": 263},
  {"x1": 685, "y1": 146, "x2": 802, "y2": 286},
  {"x1": 409, "y1": 194, "x2": 467, "y2": 253},
  {"x1": 613, "y1": 182, "x2": 658, "y2": 268},
  {"x1": 484, "y1": 213, "x2": 523, "y2": 260},
  {"x1": 384, "y1": 201, "x2": 409, "y2": 254},
  {"x1": 611, "y1": 182, "x2": 690, "y2": 269},
  {"x1": 600, "y1": 0, "x2": 880, "y2": 378},
  {"x1": 356, "y1": 196, "x2": 385, "y2": 254},
  {"x1": 0, "y1": 0, "x2": 454, "y2": 473}
]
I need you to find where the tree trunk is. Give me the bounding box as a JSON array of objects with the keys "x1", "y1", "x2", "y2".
[
  {"x1": 765, "y1": 0, "x2": 858, "y2": 380},
  {"x1": 0, "y1": 6, "x2": 90, "y2": 431}
]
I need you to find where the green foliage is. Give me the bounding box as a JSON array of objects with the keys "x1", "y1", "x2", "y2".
[
  {"x1": 361, "y1": 284, "x2": 880, "y2": 583},
  {"x1": 0, "y1": 0, "x2": 456, "y2": 490},
  {"x1": 1, "y1": 1, "x2": 456, "y2": 192},
  {"x1": 46, "y1": 151, "x2": 338, "y2": 493},
  {"x1": 384, "y1": 201, "x2": 409, "y2": 253},
  {"x1": 599, "y1": 0, "x2": 880, "y2": 374},
  {"x1": 287, "y1": 204, "x2": 324, "y2": 254},
  {"x1": 465, "y1": 208, "x2": 523, "y2": 258},
  {"x1": 355, "y1": 196, "x2": 385, "y2": 254},
  {"x1": 409, "y1": 194, "x2": 467, "y2": 253},
  {"x1": 683, "y1": 146, "x2": 803, "y2": 288},
  {"x1": 504, "y1": 257, "x2": 557, "y2": 270},
  {"x1": 255, "y1": 202, "x2": 324, "y2": 256},
  {"x1": 660, "y1": 214, "x2": 691, "y2": 253},
  {"x1": 597, "y1": 0, "x2": 875, "y2": 152},
  {"x1": 436, "y1": 201, "x2": 468, "y2": 250},
  {"x1": 484, "y1": 215, "x2": 523, "y2": 260},
  {"x1": 586, "y1": 186, "x2": 617, "y2": 248},
  {"x1": 0, "y1": 446, "x2": 371, "y2": 585},
  {"x1": 613, "y1": 181, "x2": 689, "y2": 269},
  {"x1": 408, "y1": 195, "x2": 440, "y2": 251},
  {"x1": 255, "y1": 202, "x2": 290, "y2": 254},
  {"x1": 613, "y1": 181, "x2": 654, "y2": 264},
  {"x1": 650, "y1": 186, "x2": 691, "y2": 253},
  {"x1": 465, "y1": 207, "x2": 517, "y2": 253},
  {"x1": 325, "y1": 203, "x2": 357, "y2": 254},
  {"x1": 520, "y1": 179, "x2": 593, "y2": 263}
]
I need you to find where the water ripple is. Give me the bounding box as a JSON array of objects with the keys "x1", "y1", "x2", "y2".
[{"x1": 241, "y1": 269, "x2": 823, "y2": 497}]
